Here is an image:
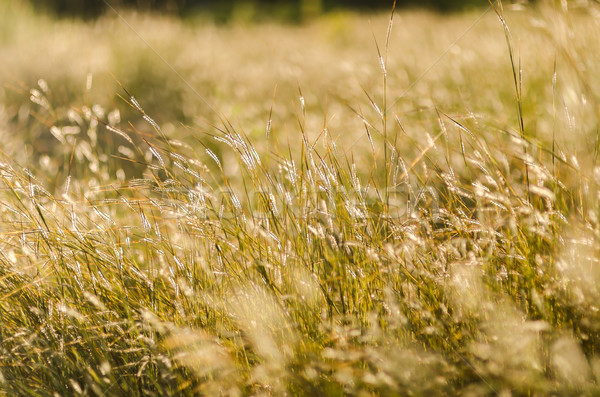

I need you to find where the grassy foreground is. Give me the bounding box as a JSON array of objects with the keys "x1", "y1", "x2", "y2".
[{"x1": 1, "y1": 0, "x2": 600, "y2": 395}]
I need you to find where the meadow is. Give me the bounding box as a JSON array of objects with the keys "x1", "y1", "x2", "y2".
[{"x1": 1, "y1": 0, "x2": 600, "y2": 395}]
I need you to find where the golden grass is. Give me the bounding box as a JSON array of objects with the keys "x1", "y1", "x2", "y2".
[{"x1": 1, "y1": 0, "x2": 600, "y2": 395}]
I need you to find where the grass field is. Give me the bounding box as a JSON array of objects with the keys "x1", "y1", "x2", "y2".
[{"x1": 1, "y1": 0, "x2": 600, "y2": 395}]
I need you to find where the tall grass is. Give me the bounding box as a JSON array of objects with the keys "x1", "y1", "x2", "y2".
[{"x1": 1, "y1": 0, "x2": 600, "y2": 395}]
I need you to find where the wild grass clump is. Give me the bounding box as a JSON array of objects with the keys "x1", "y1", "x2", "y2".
[{"x1": 1, "y1": 0, "x2": 600, "y2": 395}]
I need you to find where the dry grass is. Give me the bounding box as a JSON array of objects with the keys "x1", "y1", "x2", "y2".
[{"x1": 1, "y1": 0, "x2": 600, "y2": 395}]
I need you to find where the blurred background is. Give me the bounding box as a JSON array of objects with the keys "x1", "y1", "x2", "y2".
[
  {"x1": 0, "y1": 0, "x2": 556, "y2": 187},
  {"x1": 28, "y1": 0, "x2": 497, "y2": 20}
]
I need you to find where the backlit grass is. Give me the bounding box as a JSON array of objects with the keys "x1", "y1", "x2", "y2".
[{"x1": 1, "y1": 0, "x2": 600, "y2": 395}]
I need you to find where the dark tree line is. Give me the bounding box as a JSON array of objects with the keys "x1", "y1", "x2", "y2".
[{"x1": 28, "y1": 0, "x2": 489, "y2": 19}]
